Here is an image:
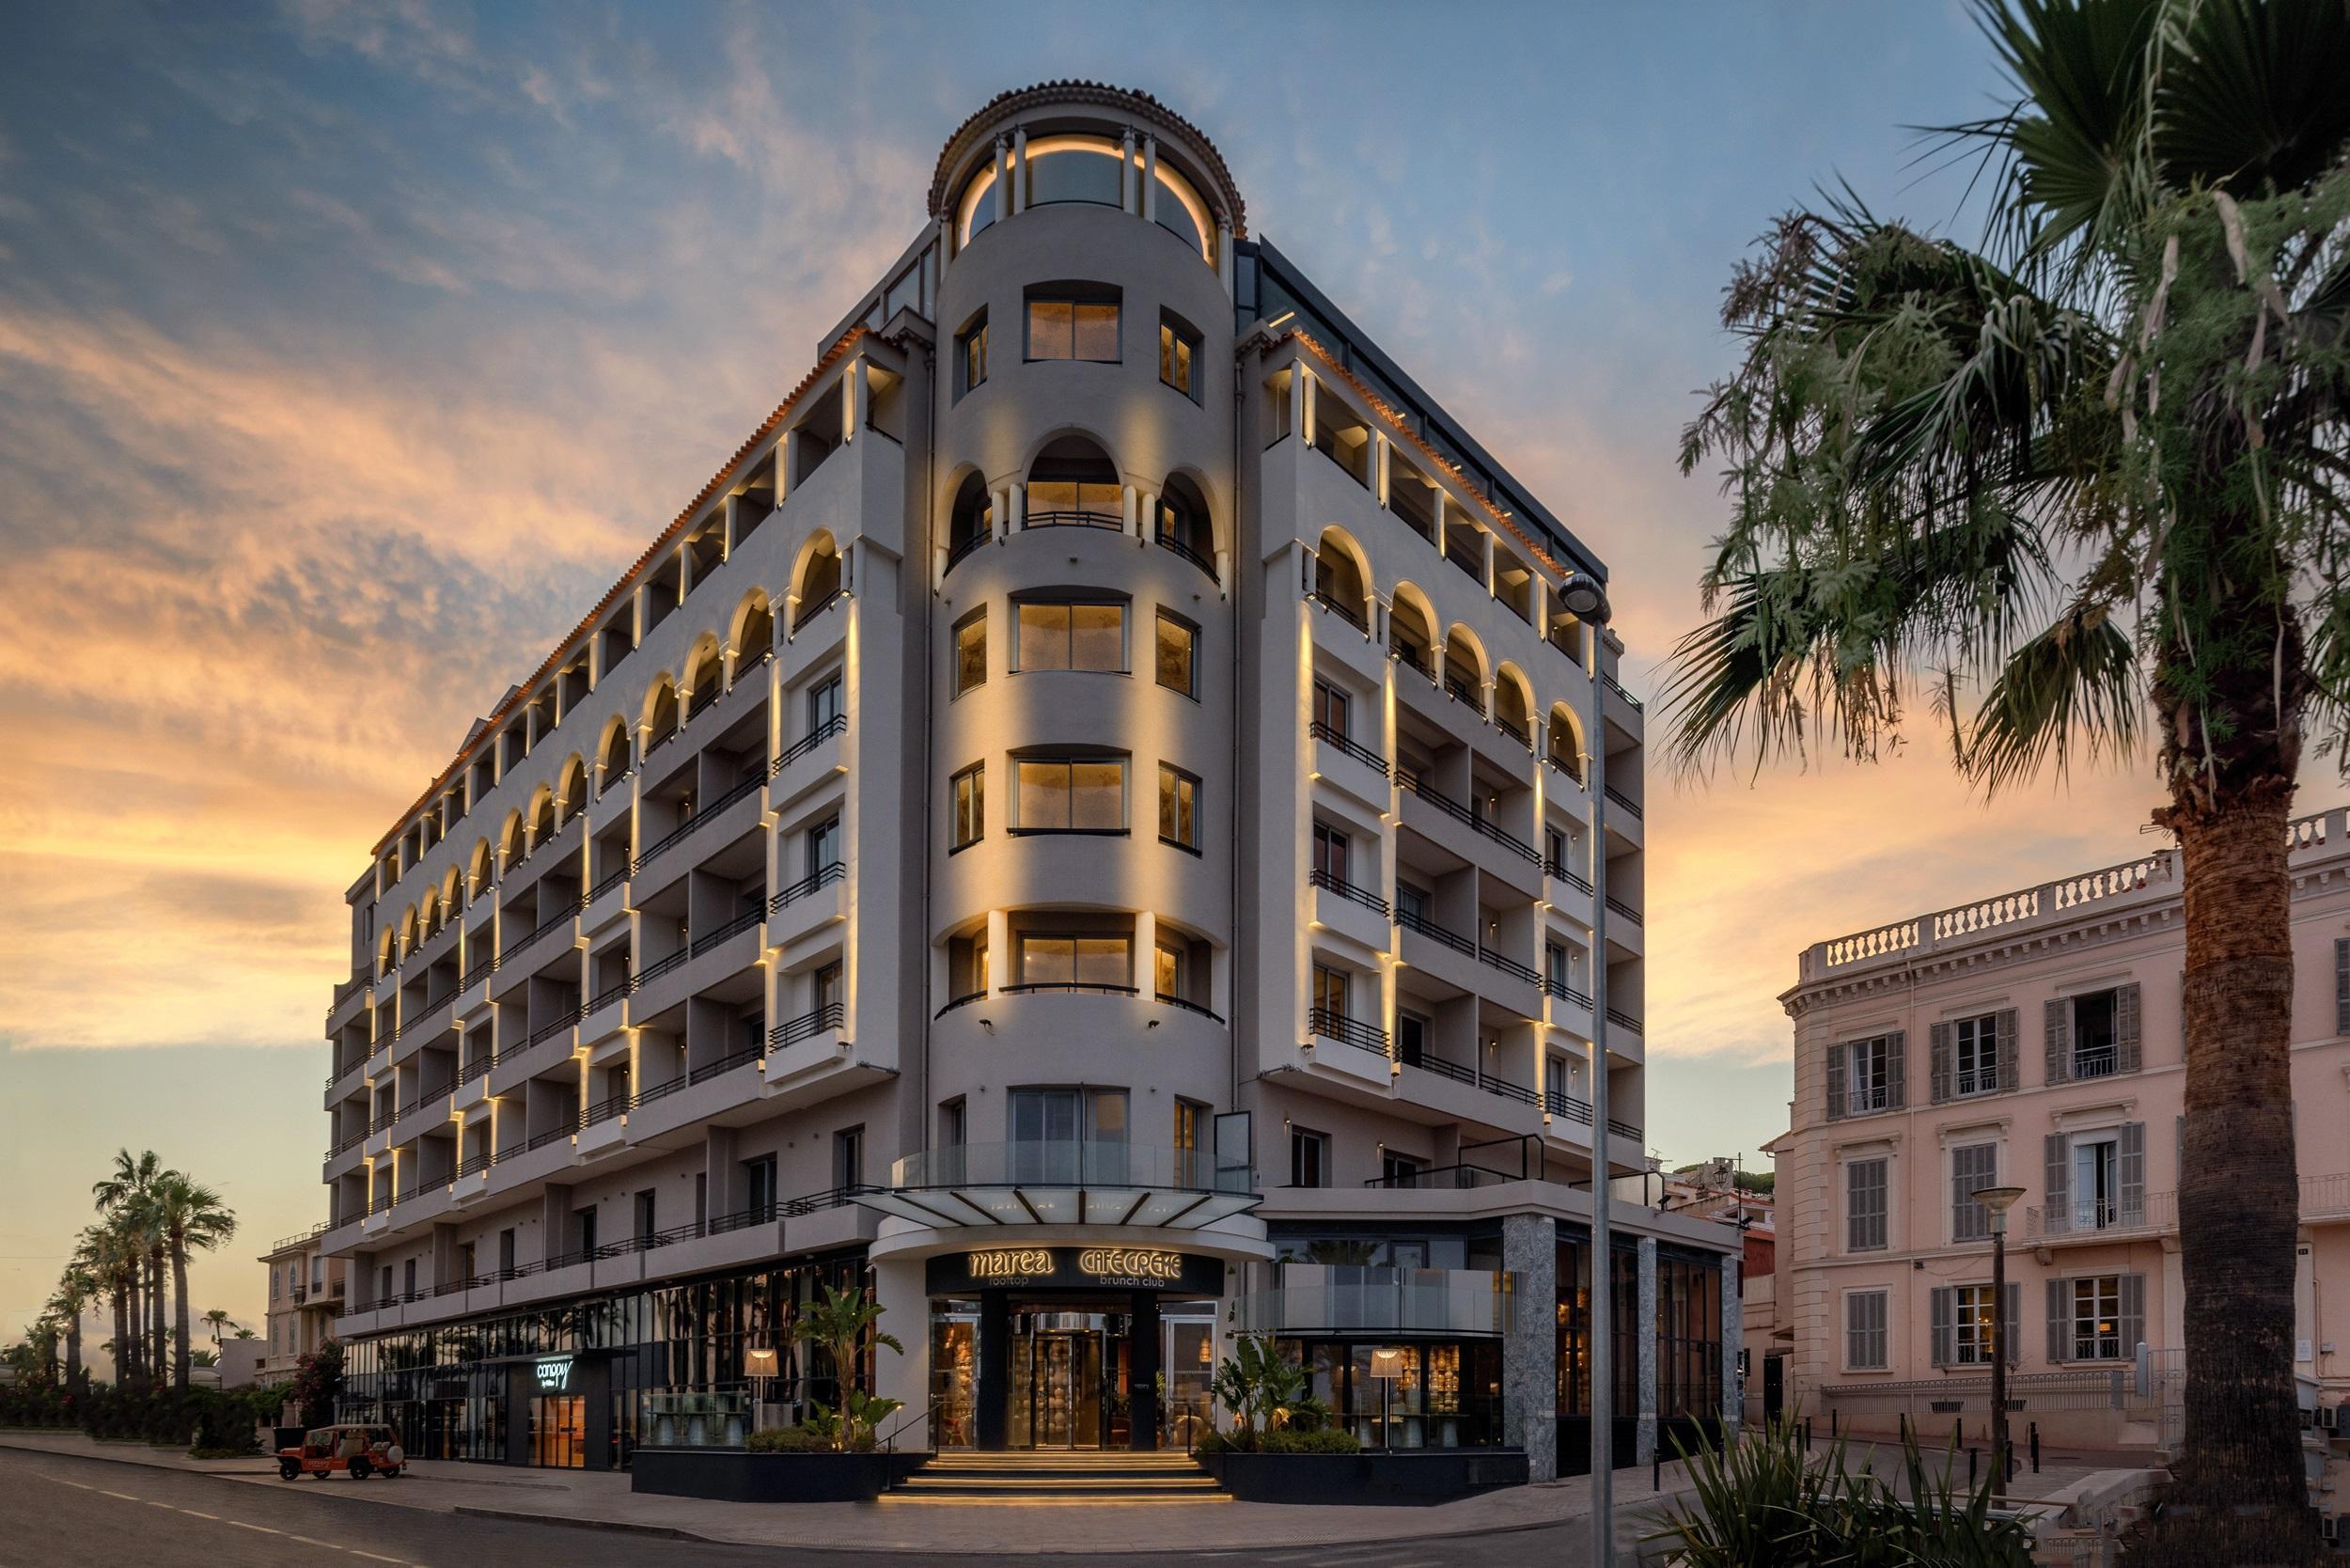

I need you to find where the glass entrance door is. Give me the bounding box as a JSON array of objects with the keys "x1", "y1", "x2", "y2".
[
  {"x1": 1007, "y1": 1311, "x2": 1121, "y2": 1449},
  {"x1": 531, "y1": 1395, "x2": 585, "y2": 1467}
]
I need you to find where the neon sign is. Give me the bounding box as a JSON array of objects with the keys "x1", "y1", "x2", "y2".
[
  {"x1": 535, "y1": 1355, "x2": 572, "y2": 1390},
  {"x1": 968, "y1": 1248, "x2": 1054, "y2": 1279},
  {"x1": 1076, "y1": 1247, "x2": 1182, "y2": 1281}
]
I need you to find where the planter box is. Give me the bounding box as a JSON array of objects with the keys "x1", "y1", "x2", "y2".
[
  {"x1": 629, "y1": 1446, "x2": 925, "y2": 1503},
  {"x1": 1199, "y1": 1447, "x2": 1527, "y2": 1505}
]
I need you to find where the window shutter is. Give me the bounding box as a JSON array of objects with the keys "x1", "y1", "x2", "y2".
[
  {"x1": 2047, "y1": 1278, "x2": 2069, "y2": 1364},
  {"x1": 2119, "y1": 1273, "x2": 2146, "y2": 1356},
  {"x1": 1929, "y1": 1022, "x2": 1951, "y2": 1105},
  {"x1": 1930, "y1": 1287, "x2": 1953, "y2": 1368},
  {"x1": 2116, "y1": 982, "x2": 2142, "y2": 1074},
  {"x1": 1884, "y1": 1029, "x2": 1906, "y2": 1110},
  {"x1": 1825, "y1": 1041, "x2": 1847, "y2": 1122},
  {"x1": 2006, "y1": 1281, "x2": 2022, "y2": 1368},
  {"x1": 2337, "y1": 939, "x2": 2350, "y2": 1034},
  {"x1": 2119, "y1": 1121, "x2": 2147, "y2": 1227},
  {"x1": 2044, "y1": 997, "x2": 2070, "y2": 1085},
  {"x1": 1848, "y1": 1159, "x2": 1887, "y2": 1252},
  {"x1": 2044, "y1": 1134, "x2": 2071, "y2": 1237},
  {"x1": 1996, "y1": 1009, "x2": 2019, "y2": 1092}
]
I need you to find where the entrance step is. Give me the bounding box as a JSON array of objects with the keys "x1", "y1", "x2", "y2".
[{"x1": 887, "y1": 1450, "x2": 1229, "y2": 1504}]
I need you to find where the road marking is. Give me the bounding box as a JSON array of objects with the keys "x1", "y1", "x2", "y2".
[
  {"x1": 285, "y1": 1536, "x2": 340, "y2": 1549},
  {"x1": 348, "y1": 1554, "x2": 404, "y2": 1564},
  {"x1": 50, "y1": 1479, "x2": 93, "y2": 1490},
  {"x1": 180, "y1": 1510, "x2": 220, "y2": 1520},
  {"x1": 98, "y1": 1489, "x2": 138, "y2": 1500},
  {"x1": 229, "y1": 1521, "x2": 284, "y2": 1535},
  {"x1": 143, "y1": 1499, "x2": 178, "y2": 1509}
]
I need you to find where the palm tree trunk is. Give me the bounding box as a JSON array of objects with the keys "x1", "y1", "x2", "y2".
[
  {"x1": 111, "y1": 1285, "x2": 130, "y2": 1388},
  {"x1": 149, "y1": 1247, "x2": 166, "y2": 1389},
  {"x1": 169, "y1": 1243, "x2": 192, "y2": 1392},
  {"x1": 124, "y1": 1271, "x2": 142, "y2": 1386},
  {"x1": 65, "y1": 1314, "x2": 82, "y2": 1397},
  {"x1": 2170, "y1": 782, "x2": 2321, "y2": 1561}
]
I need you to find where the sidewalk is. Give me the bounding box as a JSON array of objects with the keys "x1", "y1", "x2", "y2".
[{"x1": 0, "y1": 1428, "x2": 2123, "y2": 1558}]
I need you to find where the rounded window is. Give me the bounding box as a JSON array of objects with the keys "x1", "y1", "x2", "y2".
[{"x1": 958, "y1": 133, "x2": 1216, "y2": 266}]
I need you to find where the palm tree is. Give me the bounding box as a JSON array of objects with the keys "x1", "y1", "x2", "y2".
[
  {"x1": 201, "y1": 1309, "x2": 234, "y2": 1350},
  {"x1": 75, "y1": 1226, "x2": 133, "y2": 1388},
  {"x1": 93, "y1": 1149, "x2": 164, "y2": 1388},
  {"x1": 153, "y1": 1176, "x2": 236, "y2": 1391},
  {"x1": 48, "y1": 1264, "x2": 95, "y2": 1397},
  {"x1": 1666, "y1": 2, "x2": 2348, "y2": 1560}
]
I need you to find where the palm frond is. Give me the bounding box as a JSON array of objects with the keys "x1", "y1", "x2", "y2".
[{"x1": 1962, "y1": 599, "x2": 2141, "y2": 792}]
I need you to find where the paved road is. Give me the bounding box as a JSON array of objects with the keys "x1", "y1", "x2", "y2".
[{"x1": 0, "y1": 1448, "x2": 1675, "y2": 1568}]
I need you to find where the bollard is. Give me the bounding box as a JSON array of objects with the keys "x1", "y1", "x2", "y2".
[
  {"x1": 2029, "y1": 1421, "x2": 2040, "y2": 1475},
  {"x1": 1898, "y1": 1411, "x2": 1908, "y2": 1444},
  {"x1": 1968, "y1": 1447, "x2": 1978, "y2": 1485},
  {"x1": 1831, "y1": 1410, "x2": 1839, "y2": 1440},
  {"x1": 1653, "y1": 1451, "x2": 1662, "y2": 1493},
  {"x1": 1803, "y1": 1418, "x2": 1813, "y2": 1450}
]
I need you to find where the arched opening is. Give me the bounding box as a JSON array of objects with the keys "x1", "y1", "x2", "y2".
[
  {"x1": 467, "y1": 839, "x2": 494, "y2": 898},
  {"x1": 500, "y1": 811, "x2": 525, "y2": 869},
  {"x1": 557, "y1": 758, "x2": 587, "y2": 823},
  {"x1": 421, "y1": 892, "x2": 441, "y2": 938},
  {"x1": 528, "y1": 789, "x2": 556, "y2": 848},
  {"x1": 732, "y1": 596, "x2": 775, "y2": 678},
  {"x1": 443, "y1": 868, "x2": 463, "y2": 918},
  {"x1": 1444, "y1": 630, "x2": 1486, "y2": 715},
  {"x1": 1548, "y1": 703, "x2": 1587, "y2": 785},
  {"x1": 377, "y1": 930, "x2": 396, "y2": 979},
  {"x1": 793, "y1": 537, "x2": 842, "y2": 629},
  {"x1": 946, "y1": 472, "x2": 994, "y2": 571},
  {"x1": 645, "y1": 681, "x2": 681, "y2": 754},
  {"x1": 597, "y1": 718, "x2": 631, "y2": 794},
  {"x1": 1388, "y1": 586, "x2": 1437, "y2": 679},
  {"x1": 1494, "y1": 667, "x2": 1534, "y2": 748},
  {"x1": 1026, "y1": 435, "x2": 1121, "y2": 528},
  {"x1": 1155, "y1": 473, "x2": 1216, "y2": 579},
  {"x1": 398, "y1": 909, "x2": 417, "y2": 961},
  {"x1": 1548, "y1": 607, "x2": 1586, "y2": 665},
  {"x1": 1311, "y1": 527, "x2": 1371, "y2": 635},
  {"x1": 683, "y1": 636, "x2": 723, "y2": 719}
]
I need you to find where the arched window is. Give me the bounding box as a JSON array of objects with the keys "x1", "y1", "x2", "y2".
[
  {"x1": 1494, "y1": 668, "x2": 1534, "y2": 749},
  {"x1": 1310, "y1": 528, "x2": 1371, "y2": 635},
  {"x1": 558, "y1": 759, "x2": 587, "y2": 823},
  {"x1": 793, "y1": 538, "x2": 842, "y2": 630},
  {"x1": 733, "y1": 598, "x2": 774, "y2": 677},
  {"x1": 529, "y1": 790, "x2": 556, "y2": 847},
  {"x1": 1444, "y1": 631, "x2": 1486, "y2": 715},
  {"x1": 684, "y1": 638, "x2": 722, "y2": 719},
  {"x1": 645, "y1": 682, "x2": 681, "y2": 753},
  {"x1": 1388, "y1": 588, "x2": 1437, "y2": 679},
  {"x1": 946, "y1": 473, "x2": 994, "y2": 571},
  {"x1": 1156, "y1": 474, "x2": 1215, "y2": 580},
  {"x1": 1548, "y1": 703, "x2": 1587, "y2": 786},
  {"x1": 1026, "y1": 436, "x2": 1121, "y2": 527},
  {"x1": 597, "y1": 720, "x2": 631, "y2": 794}
]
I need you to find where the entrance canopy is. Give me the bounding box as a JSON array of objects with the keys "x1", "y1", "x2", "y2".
[{"x1": 855, "y1": 1140, "x2": 1261, "y2": 1232}]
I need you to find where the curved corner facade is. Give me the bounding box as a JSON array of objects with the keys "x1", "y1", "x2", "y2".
[{"x1": 314, "y1": 82, "x2": 1731, "y2": 1481}]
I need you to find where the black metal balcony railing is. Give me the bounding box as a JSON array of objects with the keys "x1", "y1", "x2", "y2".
[
  {"x1": 501, "y1": 900, "x2": 583, "y2": 965},
  {"x1": 459, "y1": 953, "x2": 497, "y2": 991},
  {"x1": 331, "y1": 1129, "x2": 368, "y2": 1156},
  {"x1": 1474, "y1": 812, "x2": 1541, "y2": 865},
  {"x1": 691, "y1": 906, "x2": 766, "y2": 957},
  {"x1": 1479, "y1": 945, "x2": 1541, "y2": 985},
  {"x1": 1305, "y1": 588, "x2": 1370, "y2": 635},
  {"x1": 453, "y1": 1150, "x2": 494, "y2": 1181},
  {"x1": 1396, "y1": 768, "x2": 1470, "y2": 826},
  {"x1": 1545, "y1": 1089, "x2": 1594, "y2": 1124},
  {"x1": 772, "y1": 860, "x2": 847, "y2": 913},
  {"x1": 773, "y1": 713, "x2": 848, "y2": 776},
  {"x1": 1606, "y1": 1006, "x2": 1643, "y2": 1034},
  {"x1": 1496, "y1": 716, "x2": 1532, "y2": 750},
  {"x1": 1413, "y1": 1054, "x2": 1475, "y2": 1087},
  {"x1": 586, "y1": 978, "x2": 633, "y2": 1015},
  {"x1": 1002, "y1": 981, "x2": 1141, "y2": 998},
  {"x1": 1308, "y1": 867, "x2": 1391, "y2": 917},
  {"x1": 1153, "y1": 992, "x2": 1224, "y2": 1024},
  {"x1": 368, "y1": 1108, "x2": 396, "y2": 1134},
  {"x1": 770, "y1": 1002, "x2": 845, "y2": 1050},
  {"x1": 1398, "y1": 905, "x2": 1476, "y2": 956},
  {"x1": 635, "y1": 772, "x2": 763, "y2": 872},
  {"x1": 632, "y1": 1072, "x2": 686, "y2": 1112},
  {"x1": 1444, "y1": 675, "x2": 1486, "y2": 714},
  {"x1": 734, "y1": 647, "x2": 774, "y2": 685},
  {"x1": 457, "y1": 1054, "x2": 491, "y2": 1085},
  {"x1": 584, "y1": 1091, "x2": 629, "y2": 1127},
  {"x1": 1308, "y1": 719, "x2": 1388, "y2": 776},
  {"x1": 526, "y1": 1002, "x2": 584, "y2": 1049},
  {"x1": 598, "y1": 764, "x2": 633, "y2": 798},
  {"x1": 1480, "y1": 1074, "x2": 1537, "y2": 1106},
  {"x1": 945, "y1": 529, "x2": 992, "y2": 573},
  {"x1": 1154, "y1": 527, "x2": 1217, "y2": 581},
  {"x1": 684, "y1": 682, "x2": 720, "y2": 719},
  {"x1": 526, "y1": 1112, "x2": 584, "y2": 1153},
  {"x1": 1546, "y1": 749, "x2": 1586, "y2": 786},
  {"x1": 1603, "y1": 783, "x2": 1644, "y2": 821},
  {"x1": 689, "y1": 1044, "x2": 762, "y2": 1085},
  {"x1": 1601, "y1": 672, "x2": 1644, "y2": 712},
  {"x1": 1024, "y1": 509, "x2": 1122, "y2": 531},
  {"x1": 792, "y1": 585, "x2": 843, "y2": 630},
  {"x1": 1608, "y1": 1117, "x2": 1643, "y2": 1142},
  {"x1": 1546, "y1": 858, "x2": 1595, "y2": 894},
  {"x1": 589, "y1": 865, "x2": 627, "y2": 902},
  {"x1": 1543, "y1": 975, "x2": 1594, "y2": 1011},
  {"x1": 1308, "y1": 1007, "x2": 1389, "y2": 1055},
  {"x1": 1605, "y1": 895, "x2": 1642, "y2": 926},
  {"x1": 634, "y1": 949, "x2": 688, "y2": 989},
  {"x1": 1390, "y1": 641, "x2": 1434, "y2": 681},
  {"x1": 935, "y1": 990, "x2": 986, "y2": 1016}
]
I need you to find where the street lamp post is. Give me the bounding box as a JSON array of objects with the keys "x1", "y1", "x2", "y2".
[
  {"x1": 1976, "y1": 1184, "x2": 2027, "y2": 1489},
  {"x1": 1369, "y1": 1347, "x2": 1405, "y2": 1451},
  {"x1": 744, "y1": 1345, "x2": 778, "y2": 1436},
  {"x1": 1555, "y1": 572, "x2": 1617, "y2": 1566}
]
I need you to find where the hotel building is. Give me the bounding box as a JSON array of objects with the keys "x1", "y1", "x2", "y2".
[
  {"x1": 258, "y1": 1223, "x2": 346, "y2": 1382},
  {"x1": 316, "y1": 82, "x2": 1734, "y2": 1478},
  {"x1": 1775, "y1": 805, "x2": 2350, "y2": 1505}
]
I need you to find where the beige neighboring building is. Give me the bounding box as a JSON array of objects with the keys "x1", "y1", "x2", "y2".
[
  {"x1": 258, "y1": 1224, "x2": 343, "y2": 1381},
  {"x1": 1778, "y1": 806, "x2": 2350, "y2": 1492},
  {"x1": 314, "y1": 81, "x2": 1737, "y2": 1478}
]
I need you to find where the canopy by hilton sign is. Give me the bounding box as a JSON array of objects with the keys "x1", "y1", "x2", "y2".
[{"x1": 927, "y1": 1246, "x2": 1223, "y2": 1294}]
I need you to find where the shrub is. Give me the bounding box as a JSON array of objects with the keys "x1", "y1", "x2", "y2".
[
  {"x1": 1261, "y1": 1426, "x2": 1361, "y2": 1454},
  {"x1": 1646, "y1": 1415, "x2": 2034, "y2": 1567},
  {"x1": 747, "y1": 1423, "x2": 852, "y2": 1453}
]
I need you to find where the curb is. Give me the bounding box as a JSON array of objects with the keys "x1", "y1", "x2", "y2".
[
  {"x1": 451, "y1": 1505, "x2": 708, "y2": 1542},
  {"x1": 0, "y1": 1435, "x2": 274, "y2": 1478}
]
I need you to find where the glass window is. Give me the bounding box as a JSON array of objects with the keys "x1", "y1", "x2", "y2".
[
  {"x1": 2071, "y1": 1276, "x2": 2123, "y2": 1360},
  {"x1": 950, "y1": 763, "x2": 983, "y2": 849},
  {"x1": 1015, "y1": 601, "x2": 1125, "y2": 671},
  {"x1": 1950, "y1": 1142, "x2": 1998, "y2": 1242},
  {"x1": 2074, "y1": 1136, "x2": 2121, "y2": 1231},
  {"x1": 1311, "y1": 822, "x2": 1349, "y2": 884},
  {"x1": 807, "y1": 816, "x2": 841, "y2": 873},
  {"x1": 809, "y1": 672, "x2": 843, "y2": 729},
  {"x1": 2073, "y1": 990, "x2": 2119, "y2": 1077},
  {"x1": 953, "y1": 609, "x2": 986, "y2": 695},
  {"x1": 1846, "y1": 1036, "x2": 1892, "y2": 1114},
  {"x1": 1158, "y1": 765, "x2": 1198, "y2": 849},
  {"x1": 833, "y1": 1127, "x2": 864, "y2": 1191},
  {"x1": 1159, "y1": 314, "x2": 1198, "y2": 399},
  {"x1": 1953, "y1": 1012, "x2": 1999, "y2": 1095},
  {"x1": 1027, "y1": 297, "x2": 1120, "y2": 362},
  {"x1": 1155, "y1": 612, "x2": 1197, "y2": 695},
  {"x1": 1290, "y1": 1127, "x2": 1330, "y2": 1188},
  {"x1": 1311, "y1": 964, "x2": 1350, "y2": 1017},
  {"x1": 1014, "y1": 935, "x2": 1130, "y2": 988},
  {"x1": 958, "y1": 315, "x2": 988, "y2": 394},
  {"x1": 1311, "y1": 679, "x2": 1349, "y2": 736},
  {"x1": 1014, "y1": 758, "x2": 1126, "y2": 832},
  {"x1": 1953, "y1": 1283, "x2": 1998, "y2": 1366}
]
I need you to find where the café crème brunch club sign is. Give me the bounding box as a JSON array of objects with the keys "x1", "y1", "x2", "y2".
[{"x1": 929, "y1": 1246, "x2": 1220, "y2": 1293}]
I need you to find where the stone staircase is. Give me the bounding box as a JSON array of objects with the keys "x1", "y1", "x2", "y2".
[{"x1": 884, "y1": 1450, "x2": 1229, "y2": 1505}]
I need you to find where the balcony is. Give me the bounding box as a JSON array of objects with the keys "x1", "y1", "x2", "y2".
[
  {"x1": 772, "y1": 713, "x2": 847, "y2": 782},
  {"x1": 1406, "y1": 1052, "x2": 1538, "y2": 1115},
  {"x1": 1308, "y1": 869, "x2": 1391, "y2": 955},
  {"x1": 634, "y1": 771, "x2": 764, "y2": 882},
  {"x1": 1233, "y1": 1265, "x2": 1506, "y2": 1338},
  {"x1": 1154, "y1": 526, "x2": 1217, "y2": 583},
  {"x1": 769, "y1": 861, "x2": 847, "y2": 949},
  {"x1": 863, "y1": 1140, "x2": 1258, "y2": 1232},
  {"x1": 1308, "y1": 720, "x2": 1388, "y2": 807},
  {"x1": 1308, "y1": 1007, "x2": 1389, "y2": 1058},
  {"x1": 2023, "y1": 1191, "x2": 2174, "y2": 1246}
]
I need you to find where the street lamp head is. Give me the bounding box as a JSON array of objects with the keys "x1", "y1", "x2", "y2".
[
  {"x1": 1976, "y1": 1184, "x2": 2027, "y2": 1233},
  {"x1": 1557, "y1": 573, "x2": 1611, "y2": 624},
  {"x1": 744, "y1": 1346, "x2": 779, "y2": 1376}
]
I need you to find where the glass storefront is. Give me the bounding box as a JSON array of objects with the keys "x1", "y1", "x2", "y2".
[
  {"x1": 1284, "y1": 1338, "x2": 1502, "y2": 1448},
  {"x1": 924, "y1": 1286, "x2": 1219, "y2": 1451},
  {"x1": 340, "y1": 1252, "x2": 865, "y2": 1469}
]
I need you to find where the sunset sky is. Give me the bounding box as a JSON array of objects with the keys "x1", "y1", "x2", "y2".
[{"x1": 0, "y1": 1, "x2": 2211, "y2": 1338}]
